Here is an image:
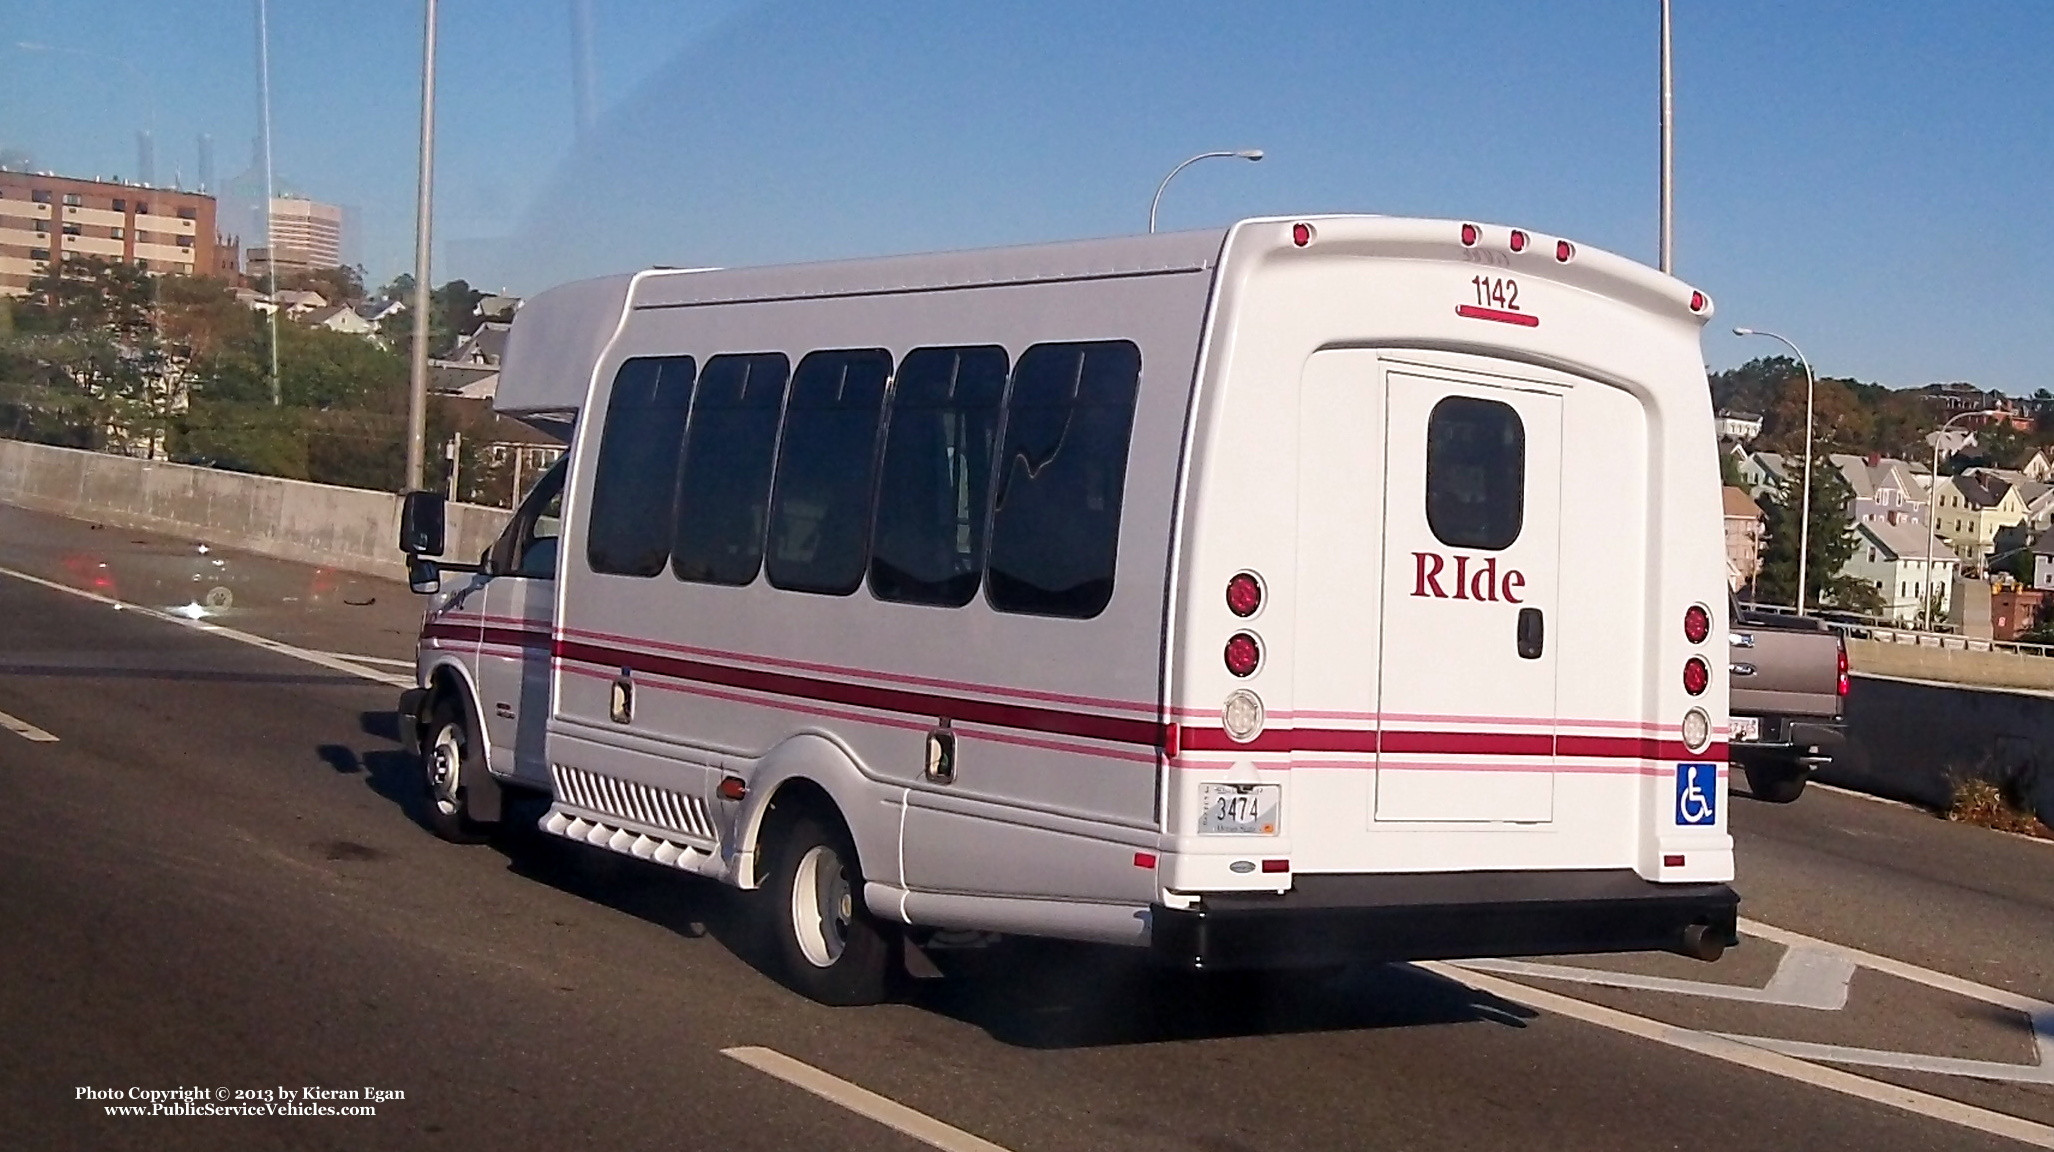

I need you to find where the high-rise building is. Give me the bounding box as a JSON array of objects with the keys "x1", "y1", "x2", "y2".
[
  {"x1": 0, "y1": 170, "x2": 218, "y2": 297},
  {"x1": 259, "y1": 195, "x2": 344, "y2": 273}
]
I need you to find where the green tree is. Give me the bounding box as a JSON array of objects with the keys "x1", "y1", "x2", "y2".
[{"x1": 1754, "y1": 464, "x2": 1882, "y2": 615}]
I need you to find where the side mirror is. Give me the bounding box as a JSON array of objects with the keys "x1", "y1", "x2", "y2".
[
  {"x1": 407, "y1": 557, "x2": 442, "y2": 596},
  {"x1": 400, "y1": 490, "x2": 447, "y2": 557}
]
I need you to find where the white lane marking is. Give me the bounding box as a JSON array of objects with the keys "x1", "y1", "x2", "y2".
[
  {"x1": 1714, "y1": 1026, "x2": 2054, "y2": 1086},
  {"x1": 0, "y1": 708, "x2": 59, "y2": 742},
  {"x1": 722, "y1": 1046, "x2": 1013, "y2": 1152},
  {"x1": 1421, "y1": 961, "x2": 2054, "y2": 1149},
  {"x1": 0, "y1": 563, "x2": 412, "y2": 690},
  {"x1": 1461, "y1": 942, "x2": 1856, "y2": 1009},
  {"x1": 307, "y1": 650, "x2": 415, "y2": 669}
]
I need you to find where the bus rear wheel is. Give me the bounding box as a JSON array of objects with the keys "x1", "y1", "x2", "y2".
[{"x1": 763, "y1": 814, "x2": 892, "y2": 1006}]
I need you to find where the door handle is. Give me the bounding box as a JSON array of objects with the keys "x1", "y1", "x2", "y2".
[{"x1": 1516, "y1": 607, "x2": 1544, "y2": 659}]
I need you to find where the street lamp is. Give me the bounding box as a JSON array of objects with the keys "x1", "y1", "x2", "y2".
[
  {"x1": 404, "y1": 0, "x2": 440, "y2": 493},
  {"x1": 1921, "y1": 408, "x2": 2001, "y2": 629},
  {"x1": 1148, "y1": 150, "x2": 1263, "y2": 234},
  {"x1": 1733, "y1": 328, "x2": 1817, "y2": 614}
]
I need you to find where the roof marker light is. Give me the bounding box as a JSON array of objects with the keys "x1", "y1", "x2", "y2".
[
  {"x1": 1690, "y1": 290, "x2": 1708, "y2": 313},
  {"x1": 1291, "y1": 222, "x2": 1313, "y2": 247},
  {"x1": 1460, "y1": 223, "x2": 1479, "y2": 247},
  {"x1": 1556, "y1": 240, "x2": 1575, "y2": 262},
  {"x1": 1509, "y1": 229, "x2": 1528, "y2": 252}
]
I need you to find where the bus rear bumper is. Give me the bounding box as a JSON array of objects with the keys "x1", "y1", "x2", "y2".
[{"x1": 1149, "y1": 869, "x2": 1739, "y2": 970}]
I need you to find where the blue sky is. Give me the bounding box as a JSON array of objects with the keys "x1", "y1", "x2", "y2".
[{"x1": 3, "y1": 1, "x2": 2049, "y2": 393}]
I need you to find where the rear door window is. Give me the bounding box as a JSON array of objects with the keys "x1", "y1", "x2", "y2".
[
  {"x1": 1424, "y1": 395, "x2": 1525, "y2": 550},
  {"x1": 985, "y1": 340, "x2": 1142, "y2": 619}
]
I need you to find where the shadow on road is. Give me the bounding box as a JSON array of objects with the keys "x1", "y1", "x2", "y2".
[{"x1": 327, "y1": 710, "x2": 1537, "y2": 1049}]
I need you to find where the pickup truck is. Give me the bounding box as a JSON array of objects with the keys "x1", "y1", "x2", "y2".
[{"x1": 1728, "y1": 598, "x2": 1848, "y2": 803}]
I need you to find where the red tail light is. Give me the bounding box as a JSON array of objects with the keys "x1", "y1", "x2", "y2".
[
  {"x1": 1226, "y1": 572, "x2": 1263, "y2": 617},
  {"x1": 1683, "y1": 604, "x2": 1711, "y2": 644},
  {"x1": 1225, "y1": 633, "x2": 1262, "y2": 678},
  {"x1": 1682, "y1": 657, "x2": 1710, "y2": 696},
  {"x1": 1837, "y1": 645, "x2": 1850, "y2": 697}
]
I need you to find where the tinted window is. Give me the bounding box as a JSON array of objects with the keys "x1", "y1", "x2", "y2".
[
  {"x1": 1425, "y1": 395, "x2": 1524, "y2": 550},
  {"x1": 585, "y1": 357, "x2": 694, "y2": 576},
  {"x1": 671, "y1": 353, "x2": 790, "y2": 586},
  {"x1": 986, "y1": 341, "x2": 1142, "y2": 619},
  {"x1": 766, "y1": 349, "x2": 892, "y2": 595},
  {"x1": 870, "y1": 346, "x2": 1008, "y2": 607}
]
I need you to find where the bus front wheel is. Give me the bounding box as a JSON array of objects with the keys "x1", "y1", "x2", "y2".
[{"x1": 762, "y1": 813, "x2": 893, "y2": 1006}]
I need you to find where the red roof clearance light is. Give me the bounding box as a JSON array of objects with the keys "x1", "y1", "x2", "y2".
[
  {"x1": 1460, "y1": 223, "x2": 1479, "y2": 247},
  {"x1": 1683, "y1": 657, "x2": 1711, "y2": 696},
  {"x1": 1683, "y1": 604, "x2": 1711, "y2": 644},
  {"x1": 1291, "y1": 222, "x2": 1313, "y2": 247},
  {"x1": 1509, "y1": 229, "x2": 1528, "y2": 252},
  {"x1": 1226, "y1": 572, "x2": 1263, "y2": 618},
  {"x1": 1225, "y1": 633, "x2": 1262, "y2": 678},
  {"x1": 1689, "y1": 291, "x2": 1708, "y2": 313},
  {"x1": 1556, "y1": 240, "x2": 1575, "y2": 263}
]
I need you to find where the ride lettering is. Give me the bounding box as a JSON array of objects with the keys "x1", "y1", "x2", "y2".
[{"x1": 1411, "y1": 551, "x2": 1526, "y2": 603}]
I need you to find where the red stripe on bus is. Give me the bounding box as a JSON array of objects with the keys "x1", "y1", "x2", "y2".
[{"x1": 1455, "y1": 304, "x2": 1539, "y2": 327}]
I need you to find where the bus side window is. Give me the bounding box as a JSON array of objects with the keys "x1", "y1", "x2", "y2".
[
  {"x1": 586, "y1": 356, "x2": 695, "y2": 577},
  {"x1": 671, "y1": 353, "x2": 791, "y2": 586},
  {"x1": 1425, "y1": 395, "x2": 1525, "y2": 550},
  {"x1": 869, "y1": 345, "x2": 1008, "y2": 607},
  {"x1": 985, "y1": 340, "x2": 1142, "y2": 619},
  {"x1": 767, "y1": 349, "x2": 892, "y2": 595}
]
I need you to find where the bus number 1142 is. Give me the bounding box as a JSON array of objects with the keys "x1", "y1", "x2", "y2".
[{"x1": 1472, "y1": 276, "x2": 1520, "y2": 311}]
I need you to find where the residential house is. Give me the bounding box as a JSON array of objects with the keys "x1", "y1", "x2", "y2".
[
  {"x1": 2029, "y1": 529, "x2": 2054, "y2": 593},
  {"x1": 300, "y1": 303, "x2": 377, "y2": 338},
  {"x1": 354, "y1": 297, "x2": 405, "y2": 325},
  {"x1": 1841, "y1": 517, "x2": 1957, "y2": 624},
  {"x1": 1989, "y1": 580, "x2": 2045, "y2": 642},
  {"x1": 2025, "y1": 449, "x2": 2054, "y2": 482},
  {"x1": 427, "y1": 321, "x2": 512, "y2": 401},
  {"x1": 1738, "y1": 450, "x2": 1792, "y2": 503},
  {"x1": 1934, "y1": 471, "x2": 2031, "y2": 568},
  {"x1": 1924, "y1": 427, "x2": 1979, "y2": 459},
  {"x1": 1714, "y1": 409, "x2": 1763, "y2": 442},
  {"x1": 1828, "y1": 453, "x2": 1931, "y2": 528},
  {"x1": 1722, "y1": 486, "x2": 1764, "y2": 592}
]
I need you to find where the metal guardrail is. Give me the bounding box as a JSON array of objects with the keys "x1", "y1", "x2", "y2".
[{"x1": 1737, "y1": 601, "x2": 2054, "y2": 660}]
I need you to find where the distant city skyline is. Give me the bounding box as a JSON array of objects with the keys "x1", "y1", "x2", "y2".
[{"x1": 1, "y1": 0, "x2": 2048, "y2": 393}]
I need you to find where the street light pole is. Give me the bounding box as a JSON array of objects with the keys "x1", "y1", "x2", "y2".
[
  {"x1": 404, "y1": 0, "x2": 439, "y2": 493},
  {"x1": 1148, "y1": 149, "x2": 1263, "y2": 234},
  {"x1": 1658, "y1": 0, "x2": 1673, "y2": 273},
  {"x1": 1921, "y1": 409, "x2": 1997, "y2": 629},
  {"x1": 1733, "y1": 328, "x2": 1816, "y2": 614}
]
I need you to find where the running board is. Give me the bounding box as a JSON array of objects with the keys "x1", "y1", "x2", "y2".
[{"x1": 538, "y1": 806, "x2": 726, "y2": 880}]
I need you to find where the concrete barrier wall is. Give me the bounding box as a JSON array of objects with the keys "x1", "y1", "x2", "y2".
[
  {"x1": 1846, "y1": 637, "x2": 2054, "y2": 693},
  {"x1": 1825, "y1": 675, "x2": 2054, "y2": 825},
  {"x1": 0, "y1": 439, "x2": 510, "y2": 581}
]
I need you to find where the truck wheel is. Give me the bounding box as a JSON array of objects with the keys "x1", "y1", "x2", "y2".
[
  {"x1": 1743, "y1": 762, "x2": 1808, "y2": 804},
  {"x1": 420, "y1": 697, "x2": 495, "y2": 843},
  {"x1": 763, "y1": 814, "x2": 892, "y2": 1006}
]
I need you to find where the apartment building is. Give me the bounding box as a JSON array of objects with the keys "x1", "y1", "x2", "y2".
[{"x1": 0, "y1": 170, "x2": 217, "y2": 296}]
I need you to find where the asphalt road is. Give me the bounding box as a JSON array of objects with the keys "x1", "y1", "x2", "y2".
[{"x1": 1, "y1": 504, "x2": 2050, "y2": 1151}]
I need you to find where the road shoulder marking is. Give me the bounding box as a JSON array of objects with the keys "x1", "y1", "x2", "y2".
[
  {"x1": 0, "y1": 708, "x2": 59, "y2": 742},
  {"x1": 722, "y1": 1046, "x2": 1013, "y2": 1152},
  {"x1": 0, "y1": 563, "x2": 411, "y2": 690}
]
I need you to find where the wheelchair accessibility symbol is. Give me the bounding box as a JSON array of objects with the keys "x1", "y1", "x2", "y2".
[{"x1": 1675, "y1": 762, "x2": 1717, "y2": 826}]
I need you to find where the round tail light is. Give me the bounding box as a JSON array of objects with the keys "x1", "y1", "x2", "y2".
[
  {"x1": 1683, "y1": 604, "x2": 1711, "y2": 644},
  {"x1": 1681, "y1": 707, "x2": 1710, "y2": 752},
  {"x1": 1222, "y1": 689, "x2": 1265, "y2": 742},
  {"x1": 1224, "y1": 632, "x2": 1262, "y2": 678},
  {"x1": 1226, "y1": 572, "x2": 1263, "y2": 617},
  {"x1": 1683, "y1": 657, "x2": 1710, "y2": 696}
]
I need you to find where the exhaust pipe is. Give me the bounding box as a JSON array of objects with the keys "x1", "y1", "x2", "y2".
[{"x1": 1676, "y1": 922, "x2": 1726, "y2": 963}]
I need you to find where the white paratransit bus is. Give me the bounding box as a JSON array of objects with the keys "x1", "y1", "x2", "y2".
[{"x1": 398, "y1": 215, "x2": 1739, "y2": 1006}]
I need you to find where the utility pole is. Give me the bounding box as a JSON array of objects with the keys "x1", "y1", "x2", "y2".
[
  {"x1": 1658, "y1": 0, "x2": 1674, "y2": 274},
  {"x1": 404, "y1": 0, "x2": 439, "y2": 492}
]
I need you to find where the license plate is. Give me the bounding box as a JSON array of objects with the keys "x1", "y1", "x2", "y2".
[
  {"x1": 1198, "y1": 784, "x2": 1280, "y2": 835},
  {"x1": 1731, "y1": 716, "x2": 1761, "y2": 742}
]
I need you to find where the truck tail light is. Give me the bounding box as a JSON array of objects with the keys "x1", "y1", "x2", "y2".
[
  {"x1": 1683, "y1": 604, "x2": 1711, "y2": 644},
  {"x1": 1837, "y1": 645, "x2": 1850, "y2": 697},
  {"x1": 1225, "y1": 633, "x2": 1262, "y2": 678},
  {"x1": 1683, "y1": 657, "x2": 1710, "y2": 696},
  {"x1": 1226, "y1": 571, "x2": 1263, "y2": 617}
]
